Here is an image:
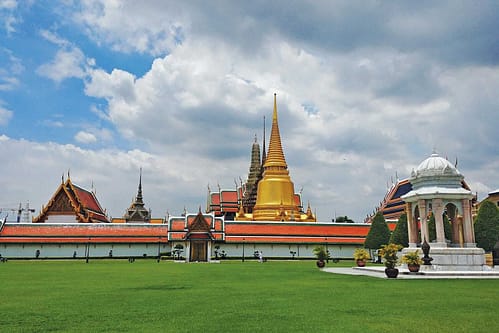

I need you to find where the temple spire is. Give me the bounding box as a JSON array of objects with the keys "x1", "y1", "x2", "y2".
[
  {"x1": 261, "y1": 115, "x2": 267, "y2": 167},
  {"x1": 136, "y1": 167, "x2": 144, "y2": 205},
  {"x1": 123, "y1": 168, "x2": 150, "y2": 222},
  {"x1": 264, "y1": 93, "x2": 288, "y2": 170}
]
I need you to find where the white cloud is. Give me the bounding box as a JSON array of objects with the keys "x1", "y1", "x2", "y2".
[
  {"x1": 73, "y1": 0, "x2": 185, "y2": 55},
  {"x1": 0, "y1": 103, "x2": 13, "y2": 125},
  {"x1": 3, "y1": 2, "x2": 499, "y2": 222},
  {"x1": 77, "y1": 26, "x2": 499, "y2": 220},
  {"x1": 0, "y1": 0, "x2": 19, "y2": 34},
  {"x1": 37, "y1": 47, "x2": 87, "y2": 83},
  {"x1": 0, "y1": 49, "x2": 24, "y2": 90},
  {"x1": 0, "y1": 137, "x2": 242, "y2": 219},
  {"x1": 74, "y1": 131, "x2": 97, "y2": 144}
]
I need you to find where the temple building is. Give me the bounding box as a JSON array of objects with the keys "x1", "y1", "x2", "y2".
[
  {"x1": 367, "y1": 170, "x2": 474, "y2": 223},
  {"x1": 246, "y1": 94, "x2": 315, "y2": 222},
  {"x1": 111, "y1": 169, "x2": 164, "y2": 224},
  {"x1": 2, "y1": 95, "x2": 493, "y2": 266},
  {"x1": 123, "y1": 169, "x2": 151, "y2": 223},
  {"x1": 33, "y1": 176, "x2": 109, "y2": 223},
  {"x1": 241, "y1": 135, "x2": 263, "y2": 214},
  {"x1": 206, "y1": 94, "x2": 313, "y2": 222}
]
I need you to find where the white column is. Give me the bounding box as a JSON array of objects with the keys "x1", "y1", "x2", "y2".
[
  {"x1": 462, "y1": 199, "x2": 476, "y2": 247},
  {"x1": 418, "y1": 199, "x2": 428, "y2": 244},
  {"x1": 406, "y1": 202, "x2": 417, "y2": 247},
  {"x1": 432, "y1": 198, "x2": 447, "y2": 248}
]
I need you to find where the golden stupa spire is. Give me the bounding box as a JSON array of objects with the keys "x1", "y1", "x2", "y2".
[
  {"x1": 264, "y1": 93, "x2": 288, "y2": 170},
  {"x1": 252, "y1": 93, "x2": 297, "y2": 221},
  {"x1": 236, "y1": 93, "x2": 316, "y2": 222}
]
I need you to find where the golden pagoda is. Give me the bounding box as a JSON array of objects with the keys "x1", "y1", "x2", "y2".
[{"x1": 238, "y1": 94, "x2": 316, "y2": 222}]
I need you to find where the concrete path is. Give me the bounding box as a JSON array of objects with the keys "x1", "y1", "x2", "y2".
[{"x1": 322, "y1": 266, "x2": 499, "y2": 279}]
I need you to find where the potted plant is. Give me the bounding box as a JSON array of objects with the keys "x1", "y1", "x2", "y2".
[
  {"x1": 313, "y1": 246, "x2": 327, "y2": 268},
  {"x1": 353, "y1": 248, "x2": 370, "y2": 267},
  {"x1": 379, "y1": 243, "x2": 402, "y2": 278},
  {"x1": 401, "y1": 249, "x2": 423, "y2": 272}
]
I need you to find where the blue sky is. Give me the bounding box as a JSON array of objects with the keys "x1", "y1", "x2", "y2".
[{"x1": 1, "y1": 1, "x2": 499, "y2": 222}]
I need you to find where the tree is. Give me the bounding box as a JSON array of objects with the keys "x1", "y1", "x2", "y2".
[
  {"x1": 474, "y1": 201, "x2": 499, "y2": 252},
  {"x1": 389, "y1": 213, "x2": 409, "y2": 247},
  {"x1": 335, "y1": 215, "x2": 354, "y2": 223},
  {"x1": 364, "y1": 212, "x2": 391, "y2": 250}
]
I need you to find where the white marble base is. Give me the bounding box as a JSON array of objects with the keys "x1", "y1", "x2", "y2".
[{"x1": 402, "y1": 247, "x2": 486, "y2": 271}]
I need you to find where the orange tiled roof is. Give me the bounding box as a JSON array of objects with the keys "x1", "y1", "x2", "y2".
[
  {"x1": 0, "y1": 223, "x2": 168, "y2": 237},
  {"x1": 224, "y1": 221, "x2": 372, "y2": 244},
  {"x1": 73, "y1": 185, "x2": 103, "y2": 214},
  {"x1": 33, "y1": 179, "x2": 109, "y2": 223},
  {"x1": 220, "y1": 190, "x2": 238, "y2": 202}
]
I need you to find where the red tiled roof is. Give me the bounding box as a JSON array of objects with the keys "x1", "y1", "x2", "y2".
[
  {"x1": 293, "y1": 194, "x2": 302, "y2": 207},
  {"x1": 0, "y1": 224, "x2": 168, "y2": 244},
  {"x1": 220, "y1": 190, "x2": 238, "y2": 202},
  {"x1": 33, "y1": 179, "x2": 109, "y2": 223},
  {"x1": 0, "y1": 224, "x2": 167, "y2": 237},
  {"x1": 73, "y1": 185, "x2": 102, "y2": 213},
  {"x1": 169, "y1": 219, "x2": 186, "y2": 231},
  {"x1": 225, "y1": 222, "x2": 371, "y2": 237},
  {"x1": 210, "y1": 193, "x2": 220, "y2": 205},
  {"x1": 224, "y1": 236, "x2": 365, "y2": 244}
]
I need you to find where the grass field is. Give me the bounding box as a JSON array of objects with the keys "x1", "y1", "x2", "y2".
[{"x1": 1, "y1": 259, "x2": 497, "y2": 332}]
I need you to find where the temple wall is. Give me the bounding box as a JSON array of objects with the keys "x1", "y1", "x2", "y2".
[
  {"x1": 1, "y1": 242, "x2": 360, "y2": 260},
  {"x1": 0, "y1": 243, "x2": 169, "y2": 259},
  {"x1": 209, "y1": 243, "x2": 359, "y2": 259}
]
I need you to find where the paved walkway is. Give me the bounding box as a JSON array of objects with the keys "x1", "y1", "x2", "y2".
[{"x1": 322, "y1": 266, "x2": 499, "y2": 279}]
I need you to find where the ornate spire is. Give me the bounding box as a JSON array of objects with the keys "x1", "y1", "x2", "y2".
[
  {"x1": 252, "y1": 93, "x2": 298, "y2": 221},
  {"x1": 242, "y1": 133, "x2": 262, "y2": 213},
  {"x1": 123, "y1": 168, "x2": 150, "y2": 222},
  {"x1": 261, "y1": 115, "x2": 267, "y2": 167},
  {"x1": 264, "y1": 93, "x2": 288, "y2": 170},
  {"x1": 136, "y1": 167, "x2": 144, "y2": 205}
]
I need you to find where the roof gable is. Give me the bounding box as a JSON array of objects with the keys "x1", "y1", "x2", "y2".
[{"x1": 33, "y1": 179, "x2": 109, "y2": 223}]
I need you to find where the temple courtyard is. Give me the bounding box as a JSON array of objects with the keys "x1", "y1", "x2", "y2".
[{"x1": 1, "y1": 259, "x2": 497, "y2": 332}]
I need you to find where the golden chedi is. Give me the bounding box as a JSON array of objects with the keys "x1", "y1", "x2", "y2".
[{"x1": 248, "y1": 94, "x2": 315, "y2": 222}]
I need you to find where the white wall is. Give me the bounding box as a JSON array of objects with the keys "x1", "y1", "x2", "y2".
[
  {"x1": 1, "y1": 242, "x2": 360, "y2": 259},
  {"x1": 0, "y1": 243, "x2": 169, "y2": 259}
]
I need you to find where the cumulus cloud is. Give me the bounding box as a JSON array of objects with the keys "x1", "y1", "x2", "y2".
[
  {"x1": 0, "y1": 0, "x2": 19, "y2": 34},
  {"x1": 0, "y1": 48, "x2": 23, "y2": 91},
  {"x1": 2, "y1": 1, "x2": 499, "y2": 221},
  {"x1": 73, "y1": 0, "x2": 185, "y2": 56},
  {"x1": 0, "y1": 103, "x2": 13, "y2": 125},
  {"x1": 0, "y1": 137, "x2": 244, "y2": 219},
  {"x1": 74, "y1": 131, "x2": 97, "y2": 144},
  {"x1": 36, "y1": 47, "x2": 87, "y2": 83}
]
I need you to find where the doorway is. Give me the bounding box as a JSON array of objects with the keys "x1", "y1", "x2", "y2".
[{"x1": 190, "y1": 241, "x2": 207, "y2": 262}]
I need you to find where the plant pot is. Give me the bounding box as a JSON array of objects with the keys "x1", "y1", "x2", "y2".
[
  {"x1": 408, "y1": 264, "x2": 420, "y2": 273},
  {"x1": 316, "y1": 260, "x2": 325, "y2": 268},
  {"x1": 356, "y1": 259, "x2": 366, "y2": 267},
  {"x1": 385, "y1": 267, "x2": 399, "y2": 278}
]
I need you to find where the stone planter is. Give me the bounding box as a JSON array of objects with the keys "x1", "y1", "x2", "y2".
[
  {"x1": 316, "y1": 260, "x2": 325, "y2": 268},
  {"x1": 408, "y1": 264, "x2": 420, "y2": 273},
  {"x1": 356, "y1": 259, "x2": 366, "y2": 267},
  {"x1": 385, "y1": 267, "x2": 399, "y2": 278}
]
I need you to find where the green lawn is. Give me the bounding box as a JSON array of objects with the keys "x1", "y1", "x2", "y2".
[{"x1": 0, "y1": 259, "x2": 497, "y2": 332}]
